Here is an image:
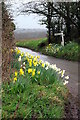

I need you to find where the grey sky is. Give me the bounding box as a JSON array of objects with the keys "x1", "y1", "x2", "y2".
[
  {"x1": 13, "y1": 14, "x2": 46, "y2": 29},
  {"x1": 6, "y1": 0, "x2": 46, "y2": 29}
]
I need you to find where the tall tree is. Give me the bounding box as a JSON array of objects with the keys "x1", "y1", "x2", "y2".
[
  {"x1": 22, "y1": 1, "x2": 54, "y2": 44},
  {"x1": 21, "y1": 1, "x2": 80, "y2": 43}
]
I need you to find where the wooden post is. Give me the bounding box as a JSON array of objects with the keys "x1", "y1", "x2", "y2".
[
  {"x1": 54, "y1": 31, "x2": 65, "y2": 46},
  {"x1": 61, "y1": 31, "x2": 64, "y2": 46}
]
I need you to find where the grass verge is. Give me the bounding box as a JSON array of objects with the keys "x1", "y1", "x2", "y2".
[
  {"x1": 16, "y1": 38, "x2": 47, "y2": 51},
  {"x1": 2, "y1": 48, "x2": 69, "y2": 119},
  {"x1": 16, "y1": 38, "x2": 79, "y2": 61}
]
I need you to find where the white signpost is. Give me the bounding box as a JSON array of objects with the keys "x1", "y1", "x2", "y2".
[{"x1": 54, "y1": 31, "x2": 65, "y2": 46}]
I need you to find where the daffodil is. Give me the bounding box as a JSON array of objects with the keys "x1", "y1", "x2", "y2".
[
  {"x1": 61, "y1": 70, "x2": 65, "y2": 78},
  {"x1": 49, "y1": 43, "x2": 52, "y2": 46},
  {"x1": 21, "y1": 65, "x2": 22, "y2": 67},
  {"x1": 15, "y1": 71, "x2": 18, "y2": 77},
  {"x1": 21, "y1": 52, "x2": 24, "y2": 57},
  {"x1": 33, "y1": 60, "x2": 38, "y2": 66},
  {"x1": 29, "y1": 59, "x2": 32, "y2": 63},
  {"x1": 23, "y1": 66, "x2": 26, "y2": 69},
  {"x1": 15, "y1": 47, "x2": 18, "y2": 51},
  {"x1": 31, "y1": 55, "x2": 33, "y2": 59},
  {"x1": 29, "y1": 62, "x2": 32, "y2": 67},
  {"x1": 17, "y1": 50, "x2": 21, "y2": 54},
  {"x1": 65, "y1": 76, "x2": 69, "y2": 79},
  {"x1": 63, "y1": 80, "x2": 69, "y2": 85},
  {"x1": 27, "y1": 58, "x2": 29, "y2": 62},
  {"x1": 39, "y1": 60, "x2": 42, "y2": 64},
  {"x1": 18, "y1": 56, "x2": 21, "y2": 61},
  {"x1": 20, "y1": 68, "x2": 24, "y2": 76},
  {"x1": 37, "y1": 71, "x2": 40, "y2": 75},
  {"x1": 13, "y1": 77, "x2": 17, "y2": 83},
  {"x1": 45, "y1": 61, "x2": 50, "y2": 66},
  {"x1": 28, "y1": 68, "x2": 32, "y2": 73},
  {"x1": 23, "y1": 62, "x2": 25, "y2": 65},
  {"x1": 33, "y1": 62, "x2": 37, "y2": 66},
  {"x1": 32, "y1": 70, "x2": 35, "y2": 77},
  {"x1": 42, "y1": 63, "x2": 45, "y2": 68},
  {"x1": 45, "y1": 66, "x2": 48, "y2": 70},
  {"x1": 33, "y1": 57, "x2": 37, "y2": 61}
]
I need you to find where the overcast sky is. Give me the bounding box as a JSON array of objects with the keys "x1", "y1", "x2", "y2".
[
  {"x1": 6, "y1": 0, "x2": 46, "y2": 29},
  {"x1": 13, "y1": 14, "x2": 46, "y2": 29}
]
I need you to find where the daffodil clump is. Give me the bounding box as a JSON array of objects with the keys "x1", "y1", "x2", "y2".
[
  {"x1": 44, "y1": 42, "x2": 79, "y2": 61},
  {"x1": 2, "y1": 47, "x2": 69, "y2": 119},
  {"x1": 13, "y1": 47, "x2": 69, "y2": 85},
  {"x1": 46, "y1": 43, "x2": 62, "y2": 54}
]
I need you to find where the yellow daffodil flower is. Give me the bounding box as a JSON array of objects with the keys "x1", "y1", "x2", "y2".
[
  {"x1": 33, "y1": 62, "x2": 37, "y2": 66},
  {"x1": 32, "y1": 71, "x2": 35, "y2": 77},
  {"x1": 28, "y1": 68, "x2": 32, "y2": 73},
  {"x1": 21, "y1": 53, "x2": 24, "y2": 57},
  {"x1": 29, "y1": 62, "x2": 32, "y2": 67},
  {"x1": 33, "y1": 60, "x2": 38, "y2": 66},
  {"x1": 13, "y1": 77, "x2": 17, "y2": 83},
  {"x1": 15, "y1": 71, "x2": 18, "y2": 77},
  {"x1": 31, "y1": 55, "x2": 33, "y2": 59},
  {"x1": 29, "y1": 59, "x2": 32, "y2": 63},
  {"x1": 42, "y1": 63, "x2": 45, "y2": 68},
  {"x1": 39, "y1": 60, "x2": 42, "y2": 64},
  {"x1": 33, "y1": 57, "x2": 37, "y2": 61},
  {"x1": 20, "y1": 68, "x2": 24, "y2": 75},
  {"x1": 17, "y1": 50, "x2": 21, "y2": 54}
]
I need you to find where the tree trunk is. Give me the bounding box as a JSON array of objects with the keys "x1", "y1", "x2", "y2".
[
  {"x1": 47, "y1": 2, "x2": 51, "y2": 44},
  {"x1": 65, "y1": 3, "x2": 71, "y2": 42},
  {"x1": 66, "y1": 20, "x2": 71, "y2": 42},
  {"x1": 52, "y1": 27, "x2": 55, "y2": 42}
]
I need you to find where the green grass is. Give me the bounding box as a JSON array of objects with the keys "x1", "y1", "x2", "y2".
[
  {"x1": 2, "y1": 49, "x2": 68, "y2": 119},
  {"x1": 16, "y1": 38, "x2": 47, "y2": 51},
  {"x1": 2, "y1": 80, "x2": 67, "y2": 119},
  {"x1": 42, "y1": 41, "x2": 79, "y2": 61},
  {"x1": 16, "y1": 38, "x2": 79, "y2": 61}
]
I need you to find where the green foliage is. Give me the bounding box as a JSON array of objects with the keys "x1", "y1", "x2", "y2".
[
  {"x1": 16, "y1": 38, "x2": 47, "y2": 51},
  {"x1": 16, "y1": 39, "x2": 79, "y2": 61},
  {"x1": 2, "y1": 80, "x2": 67, "y2": 119},
  {"x1": 44, "y1": 41, "x2": 79, "y2": 61},
  {"x1": 2, "y1": 50, "x2": 68, "y2": 119}
]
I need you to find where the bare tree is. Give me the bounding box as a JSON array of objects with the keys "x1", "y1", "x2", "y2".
[
  {"x1": 20, "y1": 1, "x2": 80, "y2": 43},
  {"x1": 21, "y1": 1, "x2": 54, "y2": 43}
]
